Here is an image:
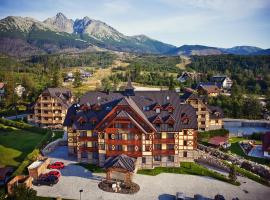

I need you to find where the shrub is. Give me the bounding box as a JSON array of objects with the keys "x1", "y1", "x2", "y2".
[{"x1": 198, "y1": 129, "x2": 229, "y2": 141}]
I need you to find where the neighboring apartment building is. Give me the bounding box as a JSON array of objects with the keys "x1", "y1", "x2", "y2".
[
  {"x1": 64, "y1": 81, "x2": 198, "y2": 169},
  {"x1": 181, "y1": 92, "x2": 223, "y2": 131},
  {"x1": 28, "y1": 88, "x2": 73, "y2": 128},
  {"x1": 211, "y1": 75, "x2": 233, "y2": 90}
]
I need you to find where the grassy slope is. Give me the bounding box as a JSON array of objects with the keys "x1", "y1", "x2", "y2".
[
  {"x1": 138, "y1": 162, "x2": 240, "y2": 186},
  {"x1": 0, "y1": 127, "x2": 44, "y2": 167}
]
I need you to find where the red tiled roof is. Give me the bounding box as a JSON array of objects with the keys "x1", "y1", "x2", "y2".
[
  {"x1": 262, "y1": 132, "x2": 270, "y2": 151},
  {"x1": 208, "y1": 136, "x2": 228, "y2": 146}
]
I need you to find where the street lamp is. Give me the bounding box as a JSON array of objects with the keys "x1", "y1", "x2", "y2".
[{"x1": 79, "y1": 189, "x2": 83, "y2": 200}]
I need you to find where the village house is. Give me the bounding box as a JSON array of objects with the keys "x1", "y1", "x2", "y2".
[
  {"x1": 210, "y1": 75, "x2": 233, "y2": 90},
  {"x1": 197, "y1": 83, "x2": 221, "y2": 97},
  {"x1": 64, "y1": 80, "x2": 198, "y2": 169},
  {"x1": 262, "y1": 132, "x2": 270, "y2": 158},
  {"x1": 181, "y1": 92, "x2": 223, "y2": 131},
  {"x1": 28, "y1": 88, "x2": 73, "y2": 128},
  {"x1": 0, "y1": 82, "x2": 5, "y2": 101}
]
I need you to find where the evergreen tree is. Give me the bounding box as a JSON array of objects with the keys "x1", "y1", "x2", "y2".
[
  {"x1": 228, "y1": 164, "x2": 237, "y2": 182},
  {"x1": 73, "y1": 70, "x2": 82, "y2": 88}
]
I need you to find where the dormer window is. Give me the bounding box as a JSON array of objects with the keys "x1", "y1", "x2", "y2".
[
  {"x1": 90, "y1": 117, "x2": 98, "y2": 126},
  {"x1": 78, "y1": 116, "x2": 86, "y2": 125},
  {"x1": 181, "y1": 113, "x2": 189, "y2": 125},
  {"x1": 143, "y1": 106, "x2": 150, "y2": 111},
  {"x1": 153, "y1": 103, "x2": 162, "y2": 113}
]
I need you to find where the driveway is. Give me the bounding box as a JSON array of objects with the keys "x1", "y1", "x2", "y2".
[{"x1": 34, "y1": 146, "x2": 270, "y2": 200}]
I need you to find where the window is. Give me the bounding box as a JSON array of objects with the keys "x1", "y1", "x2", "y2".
[
  {"x1": 154, "y1": 144, "x2": 162, "y2": 150},
  {"x1": 201, "y1": 107, "x2": 206, "y2": 111},
  {"x1": 93, "y1": 152, "x2": 99, "y2": 159},
  {"x1": 145, "y1": 134, "x2": 150, "y2": 140},
  {"x1": 142, "y1": 157, "x2": 146, "y2": 164},
  {"x1": 183, "y1": 130, "x2": 188, "y2": 135},
  {"x1": 184, "y1": 140, "x2": 187, "y2": 146},
  {"x1": 155, "y1": 133, "x2": 161, "y2": 139},
  {"x1": 215, "y1": 120, "x2": 219, "y2": 123},
  {"x1": 168, "y1": 155, "x2": 174, "y2": 162},
  {"x1": 156, "y1": 108, "x2": 161, "y2": 113},
  {"x1": 145, "y1": 145, "x2": 151, "y2": 151},
  {"x1": 167, "y1": 144, "x2": 174, "y2": 150},
  {"x1": 128, "y1": 123, "x2": 134, "y2": 128},
  {"x1": 127, "y1": 133, "x2": 134, "y2": 140},
  {"x1": 115, "y1": 145, "x2": 123, "y2": 151},
  {"x1": 115, "y1": 123, "x2": 122, "y2": 128},
  {"x1": 201, "y1": 121, "x2": 205, "y2": 125},
  {"x1": 81, "y1": 152, "x2": 88, "y2": 159},
  {"x1": 167, "y1": 133, "x2": 174, "y2": 139},
  {"x1": 154, "y1": 155, "x2": 161, "y2": 161},
  {"x1": 127, "y1": 145, "x2": 135, "y2": 151},
  {"x1": 201, "y1": 114, "x2": 206, "y2": 118},
  {"x1": 80, "y1": 131, "x2": 87, "y2": 137}
]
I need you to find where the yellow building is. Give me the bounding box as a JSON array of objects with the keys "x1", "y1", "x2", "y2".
[
  {"x1": 182, "y1": 92, "x2": 223, "y2": 131},
  {"x1": 28, "y1": 88, "x2": 73, "y2": 128}
]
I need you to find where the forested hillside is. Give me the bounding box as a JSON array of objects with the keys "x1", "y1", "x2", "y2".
[{"x1": 188, "y1": 55, "x2": 270, "y2": 95}]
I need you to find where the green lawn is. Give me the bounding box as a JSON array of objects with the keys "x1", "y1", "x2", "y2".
[
  {"x1": 137, "y1": 162, "x2": 240, "y2": 186},
  {"x1": 229, "y1": 137, "x2": 270, "y2": 166},
  {"x1": 0, "y1": 127, "x2": 44, "y2": 167}
]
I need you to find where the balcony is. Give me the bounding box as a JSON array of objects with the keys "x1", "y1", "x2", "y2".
[
  {"x1": 105, "y1": 128, "x2": 138, "y2": 134},
  {"x1": 152, "y1": 150, "x2": 175, "y2": 155},
  {"x1": 79, "y1": 147, "x2": 98, "y2": 152},
  {"x1": 79, "y1": 136, "x2": 98, "y2": 142},
  {"x1": 105, "y1": 139, "x2": 142, "y2": 146},
  {"x1": 153, "y1": 138, "x2": 175, "y2": 144},
  {"x1": 106, "y1": 150, "x2": 142, "y2": 157}
]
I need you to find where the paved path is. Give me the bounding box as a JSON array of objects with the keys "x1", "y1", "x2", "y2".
[{"x1": 34, "y1": 146, "x2": 270, "y2": 200}]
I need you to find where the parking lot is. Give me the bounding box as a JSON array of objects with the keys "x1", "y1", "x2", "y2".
[{"x1": 34, "y1": 146, "x2": 270, "y2": 200}]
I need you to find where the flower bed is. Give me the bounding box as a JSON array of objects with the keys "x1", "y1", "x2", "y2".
[{"x1": 98, "y1": 180, "x2": 140, "y2": 194}]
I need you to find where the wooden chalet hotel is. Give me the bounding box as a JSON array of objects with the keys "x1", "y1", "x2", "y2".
[{"x1": 64, "y1": 80, "x2": 198, "y2": 169}]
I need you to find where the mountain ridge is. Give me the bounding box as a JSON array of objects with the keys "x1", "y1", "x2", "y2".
[{"x1": 0, "y1": 13, "x2": 269, "y2": 57}]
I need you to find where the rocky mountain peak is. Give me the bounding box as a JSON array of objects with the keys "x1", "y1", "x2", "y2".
[{"x1": 44, "y1": 12, "x2": 74, "y2": 33}]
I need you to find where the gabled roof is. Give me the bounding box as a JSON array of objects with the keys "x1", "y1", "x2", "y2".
[
  {"x1": 208, "y1": 105, "x2": 224, "y2": 119},
  {"x1": 104, "y1": 154, "x2": 136, "y2": 172},
  {"x1": 64, "y1": 90, "x2": 198, "y2": 131},
  {"x1": 41, "y1": 88, "x2": 72, "y2": 109},
  {"x1": 198, "y1": 83, "x2": 220, "y2": 93}
]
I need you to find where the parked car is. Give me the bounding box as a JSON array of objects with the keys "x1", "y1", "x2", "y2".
[
  {"x1": 41, "y1": 171, "x2": 61, "y2": 178},
  {"x1": 48, "y1": 162, "x2": 64, "y2": 169},
  {"x1": 176, "y1": 192, "x2": 185, "y2": 200},
  {"x1": 33, "y1": 175, "x2": 59, "y2": 186}
]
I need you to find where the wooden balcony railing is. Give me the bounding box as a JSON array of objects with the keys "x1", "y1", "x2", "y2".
[
  {"x1": 153, "y1": 138, "x2": 175, "y2": 144},
  {"x1": 79, "y1": 147, "x2": 98, "y2": 152},
  {"x1": 105, "y1": 128, "x2": 138, "y2": 133},
  {"x1": 105, "y1": 139, "x2": 142, "y2": 146},
  {"x1": 152, "y1": 150, "x2": 175, "y2": 155},
  {"x1": 106, "y1": 150, "x2": 142, "y2": 157},
  {"x1": 78, "y1": 136, "x2": 98, "y2": 142}
]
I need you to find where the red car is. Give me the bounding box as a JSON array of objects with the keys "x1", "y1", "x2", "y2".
[
  {"x1": 41, "y1": 170, "x2": 61, "y2": 178},
  {"x1": 48, "y1": 162, "x2": 65, "y2": 169}
]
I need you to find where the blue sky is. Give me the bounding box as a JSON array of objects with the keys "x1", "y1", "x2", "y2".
[{"x1": 0, "y1": 0, "x2": 270, "y2": 48}]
